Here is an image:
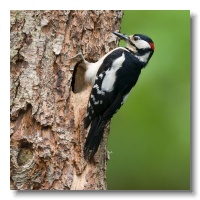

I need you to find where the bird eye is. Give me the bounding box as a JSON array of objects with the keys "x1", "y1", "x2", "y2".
[{"x1": 134, "y1": 36, "x2": 140, "y2": 41}]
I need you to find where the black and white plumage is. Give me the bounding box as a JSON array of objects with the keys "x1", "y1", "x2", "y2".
[{"x1": 82, "y1": 32, "x2": 155, "y2": 161}]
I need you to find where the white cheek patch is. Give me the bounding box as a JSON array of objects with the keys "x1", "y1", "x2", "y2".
[{"x1": 135, "y1": 40, "x2": 151, "y2": 49}]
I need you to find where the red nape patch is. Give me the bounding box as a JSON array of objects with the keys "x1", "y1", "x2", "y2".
[{"x1": 149, "y1": 42, "x2": 155, "y2": 51}]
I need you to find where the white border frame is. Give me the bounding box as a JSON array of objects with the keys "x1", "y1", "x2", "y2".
[{"x1": 1, "y1": 1, "x2": 199, "y2": 199}]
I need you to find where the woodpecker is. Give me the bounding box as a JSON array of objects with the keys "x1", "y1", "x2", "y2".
[{"x1": 76, "y1": 32, "x2": 154, "y2": 161}]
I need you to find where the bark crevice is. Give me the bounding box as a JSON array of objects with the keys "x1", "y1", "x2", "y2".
[{"x1": 10, "y1": 10, "x2": 123, "y2": 190}]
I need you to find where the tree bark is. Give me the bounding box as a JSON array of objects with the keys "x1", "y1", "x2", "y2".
[{"x1": 10, "y1": 10, "x2": 123, "y2": 190}]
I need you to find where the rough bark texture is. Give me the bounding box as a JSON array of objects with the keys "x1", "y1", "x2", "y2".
[{"x1": 10, "y1": 10, "x2": 123, "y2": 190}]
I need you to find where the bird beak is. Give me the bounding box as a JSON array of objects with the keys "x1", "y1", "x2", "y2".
[{"x1": 113, "y1": 32, "x2": 129, "y2": 41}]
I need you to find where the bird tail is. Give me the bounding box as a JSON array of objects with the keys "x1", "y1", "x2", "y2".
[{"x1": 84, "y1": 116, "x2": 106, "y2": 161}]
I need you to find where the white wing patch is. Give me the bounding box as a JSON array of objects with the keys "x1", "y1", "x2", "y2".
[
  {"x1": 101, "y1": 52, "x2": 125, "y2": 92},
  {"x1": 93, "y1": 84, "x2": 105, "y2": 95},
  {"x1": 85, "y1": 47, "x2": 128, "y2": 85}
]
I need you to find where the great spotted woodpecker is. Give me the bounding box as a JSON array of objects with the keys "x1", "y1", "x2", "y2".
[{"x1": 74, "y1": 32, "x2": 154, "y2": 161}]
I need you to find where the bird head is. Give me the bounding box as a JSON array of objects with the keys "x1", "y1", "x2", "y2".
[{"x1": 113, "y1": 32, "x2": 155, "y2": 56}]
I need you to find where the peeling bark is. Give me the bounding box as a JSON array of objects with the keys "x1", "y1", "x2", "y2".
[{"x1": 10, "y1": 10, "x2": 123, "y2": 190}]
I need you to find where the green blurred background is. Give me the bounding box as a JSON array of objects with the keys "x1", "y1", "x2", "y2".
[{"x1": 107, "y1": 10, "x2": 190, "y2": 190}]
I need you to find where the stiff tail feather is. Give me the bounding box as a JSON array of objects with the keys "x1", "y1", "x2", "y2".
[{"x1": 84, "y1": 117, "x2": 106, "y2": 161}]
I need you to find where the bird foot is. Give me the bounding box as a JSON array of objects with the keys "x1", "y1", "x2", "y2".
[{"x1": 66, "y1": 44, "x2": 85, "y2": 62}]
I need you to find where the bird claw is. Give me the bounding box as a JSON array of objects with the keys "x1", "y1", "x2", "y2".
[
  {"x1": 66, "y1": 44, "x2": 85, "y2": 61},
  {"x1": 77, "y1": 44, "x2": 85, "y2": 61},
  {"x1": 77, "y1": 44, "x2": 82, "y2": 54}
]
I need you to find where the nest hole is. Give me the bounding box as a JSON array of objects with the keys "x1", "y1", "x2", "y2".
[{"x1": 71, "y1": 61, "x2": 87, "y2": 93}]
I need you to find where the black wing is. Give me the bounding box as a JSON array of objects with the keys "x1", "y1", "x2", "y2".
[{"x1": 84, "y1": 48, "x2": 142, "y2": 160}]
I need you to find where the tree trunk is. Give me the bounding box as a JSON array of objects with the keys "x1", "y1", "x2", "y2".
[{"x1": 10, "y1": 10, "x2": 123, "y2": 190}]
